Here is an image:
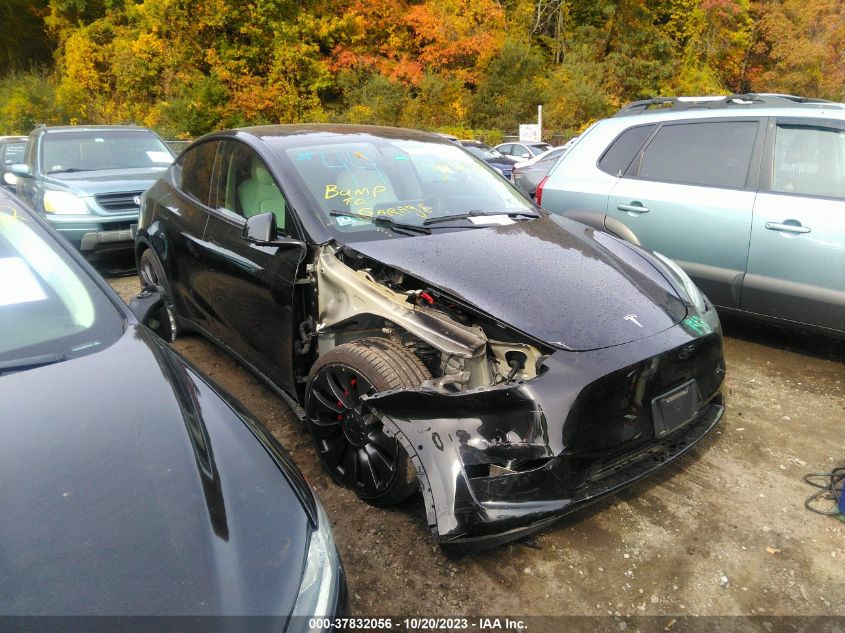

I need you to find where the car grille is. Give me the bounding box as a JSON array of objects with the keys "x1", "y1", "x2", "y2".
[
  {"x1": 564, "y1": 332, "x2": 725, "y2": 456},
  {"x1": 94, "y1": 191, "x2": 143, "y2": 214}
]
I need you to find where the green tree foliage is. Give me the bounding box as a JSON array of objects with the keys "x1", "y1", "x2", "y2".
[{"x1": 1, "y1": 0, "x2": 842, "y2": 138}]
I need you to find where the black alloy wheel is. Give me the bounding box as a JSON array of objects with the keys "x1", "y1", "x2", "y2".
[
  {"x1": 138, "y1": 248, "x2": 179, "y2": 343},
  {"x1": 304, "y1": 338, "x2": 430, "y2": 506}
]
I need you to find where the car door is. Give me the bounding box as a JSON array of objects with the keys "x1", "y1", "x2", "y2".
[
  {"x1": 743, "y1": 118, "x2": 845, "y2": 332},
  {"x1": 14, "y1": 135, "x2": 38, "y2": 208},
  {"x1": 160, "y1": 139, "x2": 220, "y2": 329},
  {"x1": 606, "y1": 118, "x2": 764, "y2": 309},
  {"x1": 201, "y1": 139, "x2": 306, "y2": 394}
]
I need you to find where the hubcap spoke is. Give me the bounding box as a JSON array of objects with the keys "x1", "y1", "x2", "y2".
[
  {"x1": 309, "y1": 415, "x2": 342, "y2": 437},
  {"x1": 358, "y1": 448, "x2": 381, "y2": 493},
  {"x1": 325, "y1": 369, "x2": 354, "y2": 409},
  {"x1": 367, "y1": 430, "x2": 398, "y2": 457},
  {"x1": 311, "y1": 387, "x2": 343, "y2": 414},
  {"x1": 341, "y1": 444, "x2": 358, "y2": 487},
  {"x1": 364, "y1": 442, "x2": 396, "y2": 482},
  {"x1": 317, "y1": 437, "x2": 346, "y2": 469}
]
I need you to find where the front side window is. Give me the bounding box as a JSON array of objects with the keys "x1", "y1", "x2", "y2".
[
  {"x1": 175, "y1": 141, "x2": 219, "y2": 207},
  {"x1": 772, "y1": 123, "x2": 845, "y2": 200},
  {"x1": 41, "y1": 130, "x2": 172, "y2": 175},
  {"x1": 0, "y1": 204, "x2": 123, "y2": 364},
  {"x1": 212, "y1": 141, "x2": 287, "y2": 231},
  {"x1": 637, "y1": 121, "x2": 759, "y2": 189}
]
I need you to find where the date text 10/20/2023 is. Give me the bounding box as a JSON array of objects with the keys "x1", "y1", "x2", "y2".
[{"x1": 307, "y1": 617, "x2": 528, "y2": 630}]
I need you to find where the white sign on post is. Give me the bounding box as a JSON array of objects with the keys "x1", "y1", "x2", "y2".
[{"x1": 519, "y1": 124, "x2": 541, "y2": 142}]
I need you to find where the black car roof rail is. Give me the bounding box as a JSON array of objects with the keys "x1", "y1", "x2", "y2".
[{"x1": 614, "y1": 93, "x2": 842, "y2": 116}]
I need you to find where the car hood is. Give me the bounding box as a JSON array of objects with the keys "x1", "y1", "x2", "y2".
[
  {"x1": 346, "y1": 215, "x2": 688, "y2": 351},
  {"x1": 0, "y1": 327, "x2": 311, "y2": 616},
  {"x1": 47, "y1": 167, "x2": 168, "y2": 195}
]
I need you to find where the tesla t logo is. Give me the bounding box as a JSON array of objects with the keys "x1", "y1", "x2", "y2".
[
  {"x1": 624, "y1": 314, "x2": 643, "y2": 328},
  {"x1": 133, "y1": 195, "x2": 142, "y2": 206}
]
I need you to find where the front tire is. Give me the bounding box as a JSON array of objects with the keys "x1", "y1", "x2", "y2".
[{"x1": 304, "y1": 338, "x2": 431, "y2": 507}]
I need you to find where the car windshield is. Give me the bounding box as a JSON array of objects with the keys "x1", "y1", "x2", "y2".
[
  {"x1": 42, "y1": 130, "x2": 173, "y2": 174},
  {"x1": 0, "y1": 203, "x2": 124, "y2": 367},
  {"x1": 283, "y1": 138, "x2": 535, "y2": 236},
  {"x1": 529, "y1": 143, "x2": 552, "y2": 155},
  {"x1": 463, "y1": 144, "x2": 505, "y2": 160}
]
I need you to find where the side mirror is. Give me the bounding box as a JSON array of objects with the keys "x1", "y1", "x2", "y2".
[
  {"x1": 242, "y1": 212, "x2": 278, "y2": 244},
  {"x1": 10, "y1": 164, "x2": 31, "y2": 178}
]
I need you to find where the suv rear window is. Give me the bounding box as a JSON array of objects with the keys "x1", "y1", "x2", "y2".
[
  {"x1": 598, "y1": 125, "x2": 655, "y2": 176},
  {"x1": 637, "y1": 121, "x2": 758, "y2": 189}
]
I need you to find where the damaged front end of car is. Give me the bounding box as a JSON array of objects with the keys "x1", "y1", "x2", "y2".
[{"x1": 310, "y1": 241, "x2": 725, "y2": 552}]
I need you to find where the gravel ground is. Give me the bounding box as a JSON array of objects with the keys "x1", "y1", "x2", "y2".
[{"x1": 107, "y1": 270, "x2": 845, "y2": 619}]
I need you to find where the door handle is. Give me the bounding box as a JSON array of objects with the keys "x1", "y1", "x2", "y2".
[
  {"x1": 765, "y1": 221, "x2": 811, "y2": 235},
  {"x1": 617, "y1": 203, "x2": 650, "y2": 214}
]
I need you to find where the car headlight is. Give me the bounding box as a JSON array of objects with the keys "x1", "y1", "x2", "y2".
[
  {"x1": 653, "y1": 251, "x2": 707, "y2": 312},
  {"x1": 43, "y1": 190, "x2": 89, "y2": 215},
  {"x1": 290, "y1": 498, "x2": 339, "y2": 629}
]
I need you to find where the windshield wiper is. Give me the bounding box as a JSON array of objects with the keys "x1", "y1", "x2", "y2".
[
  {"x1": 0, "y1": 353, "x2": 66, "y2": 375},
  {"x1": 422, "y1": 210, "x2": 539, "y2": 226},
  {"x1": 330, "y1": 211, "x2": 431, "y2": 235},
  {"x1": 47, "y1": 167, "x2": 105, "y2": 174}
]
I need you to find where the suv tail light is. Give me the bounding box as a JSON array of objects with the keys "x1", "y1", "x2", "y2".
[{"x1": 535, "y1": 175, "x2": 549, "y2": 206}]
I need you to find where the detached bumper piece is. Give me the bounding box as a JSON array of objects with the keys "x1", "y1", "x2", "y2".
[{"x1": 366, "y1": 329, "x2": 726, "y2": 553}]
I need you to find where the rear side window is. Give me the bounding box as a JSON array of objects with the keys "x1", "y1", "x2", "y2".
[
  {"x1": 598, "y1": 125, "x2": 655, "y2": 177},
  {"x1": 176, "y1": 141, "x2": 218, "y2": 206},
  {"x1": 772, "y1": 123, "x2": 845, "y2": 200},
  {"x1": 637, "y1": 121, "x2": 758, "y2": 189}
]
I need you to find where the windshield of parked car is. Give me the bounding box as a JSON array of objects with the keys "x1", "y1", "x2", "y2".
[
  {"x1": 42, "y1": 130, "x2": 173, "y2": 174},
  {"x1": 283, "y1": 137, "x2": 535, "y2": 237},
  {"x1": 529, "y1": 143, "x2": 552, "y2": 155},
  {"x1": 0, "y1": 203, "x2": 124, "y2": 367},
  {"x1": 462, "y1": 143, "x2": 505, "y2": 160}
]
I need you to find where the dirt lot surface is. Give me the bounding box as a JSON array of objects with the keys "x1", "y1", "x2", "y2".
[{"x1": 108, "y1": 271, "x2": 844, "y2": 619}]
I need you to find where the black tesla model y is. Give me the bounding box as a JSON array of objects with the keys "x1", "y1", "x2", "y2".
[{"x1": 133, "y1": 124, "x2": 726, "y2": 552}]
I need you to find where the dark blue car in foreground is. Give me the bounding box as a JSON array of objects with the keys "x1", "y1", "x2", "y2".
[{"x1": 0, "y1": 189, "x2": 347, "y2": 627}]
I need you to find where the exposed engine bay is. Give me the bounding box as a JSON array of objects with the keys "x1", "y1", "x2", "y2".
[{"x1": 312, "y1": 243, "x2": 546, "y2": 392}]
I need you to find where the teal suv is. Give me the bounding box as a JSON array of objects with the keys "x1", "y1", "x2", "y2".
[
  {"x1": 12, "y1": 125, "x2": 174, "y2": 255},
  {"x1": 538, "y1": 94, "x2": 845, "y2": 337}
]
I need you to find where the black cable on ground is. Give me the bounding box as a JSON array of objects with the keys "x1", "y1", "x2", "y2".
[{"x1": 803, "y1": 466, "x2": 845, "y2": 519}]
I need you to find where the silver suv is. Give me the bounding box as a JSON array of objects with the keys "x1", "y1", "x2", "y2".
[{"x1": 539, "y1": 94, "x2": 845, "y2": 337}]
